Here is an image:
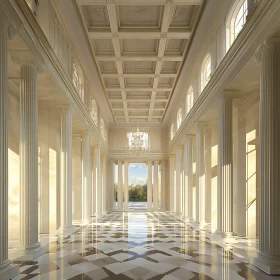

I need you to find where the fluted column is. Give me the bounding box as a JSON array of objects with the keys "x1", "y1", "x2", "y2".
[
  {"x1": 0, "y1": 7, "x2": 19, "y2": 279},
  {"x1": 109, "y1": 160, "x2": 115, "y2": 211},
  {"x1": 195, "y1": 123, "x2": 206, "y2": 227},
  {"x1": 153, "y1": 161, "x2": 159, "y2": 210},
  {"x1": 10, "y1": 52, "x2": 45, "y2": 259},
  {"x1": 82, "y1": 130, "x2": 91, "y2": 224},
  {"x1": 91, "y1": 147, "x2": 96, "y2": 215},
  {"x1": 176, "y1": 147, "x2": 183, "y2": 216},
  {"x1": 216, "y1": 96, "x2": 235, "y2": 239},
  {"x1": 187, "y1": 136, "x2": 194, "y2": 222},
  {"x1": 94, "y1": 146, "x2": 101, "y2": 216},
  {"x1": 183, "y1": 135, "x2": 194, "y2": 222},
  {"x1": 169, "y1": 155, "x2": 176, "y2": 212},
  {"x1": 147, "y1": 161, "x2": 153, "y2": 211},
  {"x1": 102, "y1": 155, "x2": 107, "y2": 214},
  {"x1": 160, "y1": 161, "x2": 165, "y2": 210},
  {"x1": 117, "y1": 160, "x2": 123, "y2": 210},
  {"x1": 204, "y1": 127, "x2": 212, "y2": 224},
  {"x1": 124, "y1": 161, "x2": 129, "y2": 210},
  {"x1": 59, "y1": 107, "x2": 75, "y2": 234},
  {"x1": 251, "y1": 39, "x2": 280, "y2": 275}
]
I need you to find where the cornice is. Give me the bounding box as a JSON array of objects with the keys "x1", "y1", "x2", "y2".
[{"x1": 167, "y1": 0, "x2": 276, "y2": 156}]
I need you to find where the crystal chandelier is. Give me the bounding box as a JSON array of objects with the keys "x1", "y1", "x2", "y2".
[{"x1": 127, "y1": 125, "x2": 147, "y2": 157}]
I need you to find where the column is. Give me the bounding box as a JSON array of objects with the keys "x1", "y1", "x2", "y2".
[
  {"x1": 124, "y1": 161, "x2": 129, "y2": 210},
  {"x1": 160, "y1": 161, "x2": 166, "y2": 210},
  {"x1": 175, "y1": 147, "x2": 183, "y2": 216},
  {"x1": 10, "y1": 53, "x2": 44, "y2": 259},
  {"x1": 91, "y1": 147, "x2": 96, "y2": 215},
  {"x1": 102, "y1": 154, "x2": 107, "y2": 214},
  {"x1": 82, "y1": 130, "x2": 91, "y2": 224},
  {"x1": 195, "y1": 124, "x2": 206, "y2": 228},
  {"x1": 59, "y1": 107, "x2": 75, "y2": 234},
  {"x1": 94, "y1": 146, "x2": 101, "y2": 216},
  {"x1": 216, "y1": 96, "x2": 235, "y2": 240},
  {"x1": 169, "y1": 155, "x2": 176, "y2": 212},
  {"x1": 153, "y1": 161, "x2": 159, "y2": 210},
  {"x1": 204, "y1": 127, "x2": 212, "y2": 224},
  {"x1": 109, "y1": 160, "x2": 115, "y2": 211},
  {"x1": 183, "y1": 135, "x2": 193, "y2": 221},
  {"x1": 186, "y1": 136, "x2": 194, "y2": 222},
  {"x1": 147, "y1": 161, "x2": 153, "y2": 211},
  {"x1": 0, "y1": 7, "x2": 19, "y2": 279},
  {"x1": 251, "y1": 39, "x2": 280, "y2": 275},
  {"x1": 117, "y1": 160, "x2": 123, "y2": 210}
]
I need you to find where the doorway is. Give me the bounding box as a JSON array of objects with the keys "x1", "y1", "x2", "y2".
[{"x1": 128, "y1": 163, "x2": 148, "y2": 210}]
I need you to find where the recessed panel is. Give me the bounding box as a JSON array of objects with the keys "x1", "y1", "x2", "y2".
[
  {"x1": 118, "y1": 5, "x2": 163, "y2": 28},
  {"x1": 99, "y1": 61, "x2": 118, "y2": 74},
  {"x1": 121, "y1": 39, "x2": 159, "y2": 54},
  {"x1": 123, "y1": 61, "x2": 156, "y2": 74},
  {"x1": 82, "y1": 5, "x2": 110, "y2": 28},
  {"x1": 125, "y1": 77, "x2": 153, "y2": 88},
  {"x1": 91, "y1": 39, "x2": 114, "y2": 55},
  {"x1": 169, "y1": 6, "x2": 198, "y2": 28},
  {"x1": 165, "y1": 39, "x2": 188, "y2": 55}
]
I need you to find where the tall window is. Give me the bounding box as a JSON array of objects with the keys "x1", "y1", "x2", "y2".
[
  {"x1": 201, "y1": 54, "x2": 211, "y2": 91},
  {"x1": 100, "y1": 118, "x2": 105, "y2": 138},
  {"x1": 234, "y1": 0, "x2": 248, "y2": 39},
  {"x1": 170, "y1": 124, "x2": 174, "y2": 140},
  {"x1": 127, "y1": 132, "x2": 148, "y2": 149},
  {"x1": 227, "y1": 0, "x2": 248, "y2": 49},
  {"x1": 177, "y1": 108, "x2": 182, "y2": 129},
  {"x1": 186, "y1": 87, "x2": 194, "y2": 115}
]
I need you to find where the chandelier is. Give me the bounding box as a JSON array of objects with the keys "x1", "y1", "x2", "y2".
[{"x1": 127, "y1": 125, "x2": 147, "y2": 157}]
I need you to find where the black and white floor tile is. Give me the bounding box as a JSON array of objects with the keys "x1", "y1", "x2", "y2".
[{"x1": 10, "y1": 209, "x2": 280, "y2": 280}]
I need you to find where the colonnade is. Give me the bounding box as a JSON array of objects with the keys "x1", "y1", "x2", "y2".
[
  {"x1": 169, "y1": 39, "x2": 280, "y2": 274},
  {"x1": 114, "y1": 161, "x2": 165, "y2": 211},
  {"x1": 0, "y1": 8, "x2": 111, "y2": 279}
]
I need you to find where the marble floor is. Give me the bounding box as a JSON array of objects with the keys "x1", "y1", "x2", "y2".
[{"x1": 10, "y1": 211, "x2": 280, "y2": 280}]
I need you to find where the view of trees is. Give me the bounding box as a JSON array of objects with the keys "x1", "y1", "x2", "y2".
[{"x1": 115, "y1": 183, "x2": 147, "y2": 202}]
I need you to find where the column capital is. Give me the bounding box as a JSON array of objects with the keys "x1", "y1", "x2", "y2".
[
  {"x1": 254, "y1": 37, "x2": 280, "y2": 63},
  {"x1": 11, "y1": 50, "x2": 44, "y2": 73},
  {"x1": 154, "y1": 161, "x2": 159, "y2": 165},
  {"x1": 183, "y1": 134, "x2": 195, "y2": 141}
]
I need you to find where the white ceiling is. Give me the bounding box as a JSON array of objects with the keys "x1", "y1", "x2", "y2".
[{"x1": 77, "y1": 0, "x2": 203, "y2": 124}]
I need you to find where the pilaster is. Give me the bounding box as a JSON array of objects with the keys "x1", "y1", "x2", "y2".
[
  {"x1": 147, "y1": 161, "x2": 153, "y2": 211},
  {"x1": 117, "y1": 160, "x2": 123, "y2": 211}
]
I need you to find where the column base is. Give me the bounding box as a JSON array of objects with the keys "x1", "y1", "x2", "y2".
[
  {"x1": 212, "y1": 231, "x2": 238, "y2": 245},
  {"x1": 10, "y1": 243, "x2": 45, "y2": 261},
  {"x1": 0, "y1": 260, "x2": 19, "y2": 280},
  {"x1": 251, "y1": 252, "x2": 280, "y2": 275}
]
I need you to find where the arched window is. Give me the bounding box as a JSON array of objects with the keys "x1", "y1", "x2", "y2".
[
  {"x1": 100, "y1": 118, "x2": 105, "y2": 138},
  {"x1": 177, "y1": 108, "x2": 182, "y2": 129},
  {"x1": 170, "y1": 124, "x2": 174, "y2": 140},
  {"x1": 89, "y1": 98, "x2": 98, "y2": 125},
  {"x1": 185, "y1": 87, "x2": 194, "y2": 115},
  {"x1": 201, "y1": 54, "x2": 211, "y2": 91},
  {"x1": 227, "y1": 0, "x2": 248, "y2": 50}
]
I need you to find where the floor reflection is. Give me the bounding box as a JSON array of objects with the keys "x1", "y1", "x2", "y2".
[{"x1": 11, "y1": 210, "x2": 280, "y2": 279}]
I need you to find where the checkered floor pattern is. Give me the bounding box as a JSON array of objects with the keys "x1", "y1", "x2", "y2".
[{"x1": 10, "y1": 211, "x2": 280, "y2": 279}]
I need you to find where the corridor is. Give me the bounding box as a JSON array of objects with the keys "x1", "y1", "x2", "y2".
[{"x1": 11, "y1": 212, "x2": 279, "y2": 280}]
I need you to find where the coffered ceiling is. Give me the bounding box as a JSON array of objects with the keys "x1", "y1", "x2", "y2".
[{"x1": 76, "y1": 0, "x2": 203, "y2": 123}]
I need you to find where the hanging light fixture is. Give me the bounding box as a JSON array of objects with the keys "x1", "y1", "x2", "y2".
[{"x1": 127, "y1": 95, "x2": 148, "y2": 157}]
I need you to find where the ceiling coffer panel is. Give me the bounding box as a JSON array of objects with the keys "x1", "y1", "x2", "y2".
[{"x1": 77, "y1": 0, "x2": 203, "y2": 123}]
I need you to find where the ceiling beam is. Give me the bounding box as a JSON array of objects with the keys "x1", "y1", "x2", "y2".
[
  {"x1": 77, "y1": 0, "x2": 202, "y2": 5},
  {"x1": 88, "y1": 31, "x2": 191, "y2": 40},
  {"x1": 95, "y1": 55, "x2": 184, "y2": 61}
]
